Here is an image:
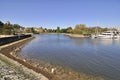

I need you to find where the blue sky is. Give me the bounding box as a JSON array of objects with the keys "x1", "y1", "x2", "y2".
[{"x1": 0, "y1": 0, "x2": 120, "y2": 28}]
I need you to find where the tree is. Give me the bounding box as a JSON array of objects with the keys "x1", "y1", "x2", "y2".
[
  {"x1": 31, "y1": 27, "x2": 35, "y2": 33},
  {"x1": 0, "y1": 21, "x2": 4, "y2": 27},
  {"x1": 73, "y1": 24, "x2": 89, "y2": 34},
  {"x1": 0, "y1": 21, "x2": 4, "y2": 34},
  {"x1": 56, "y1": 27, "x2": 60, "y2": 33},
  {"x1": 60, "y1": 28, "x2": 67, "y2": 33},
  {"x1": 12, "y1": 24, "x2": 21, "y2": 34},
  {"x1": 66, "y1": 27, "x2": 72, "y2": 33},
  {"x1": 74, "y1": 24, "x2": 86, "y2": 30},
  {"x1": 25, "y1": 28, "x2": 32, "y2": 33},
  {"x1": 3, "y1": 22, "x2": 13, "y2": 35}
]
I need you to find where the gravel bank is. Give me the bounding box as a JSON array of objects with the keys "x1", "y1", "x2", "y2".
[
  {"x1": 0, "y1": 37, "x2": 51, "y2": 80},
  {"x1": 0, "y1": 53, "x2": 48, "y2": 80}
]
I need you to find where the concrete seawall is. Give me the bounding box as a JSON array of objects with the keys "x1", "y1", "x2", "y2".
[{"x1": 0, "y1": 34, "x2": 32, "y2": 46}]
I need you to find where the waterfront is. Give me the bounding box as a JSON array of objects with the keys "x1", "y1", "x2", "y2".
[
  {"x1": 0, "y1": 54, "x2": 48, "y2": 80},
  {"x1": 18, "y1": 34, "x2": 120, "y2": 80}
]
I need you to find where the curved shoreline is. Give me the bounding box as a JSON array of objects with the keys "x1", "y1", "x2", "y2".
[
  {"x1": 0, "y1": 36, "x2": 106, "y2": 80},
  {"x1": 0, "y1": 37, "x2": 58, "y2": 80},
  {"x1": 0, "y1": 53, "x2": 48, "y2": 80}
]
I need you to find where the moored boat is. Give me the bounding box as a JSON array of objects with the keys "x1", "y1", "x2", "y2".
[{"x1": 97, "y1": 31, "x2": 120, "y2": 39}]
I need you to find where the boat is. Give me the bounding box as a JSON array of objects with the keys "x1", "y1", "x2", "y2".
[
  {"x1": 97, "y1": 31, "x2": 120, "y2": 39},
  {"x1": 98, "y1": 31, "x2": 114, "y2": 39}
]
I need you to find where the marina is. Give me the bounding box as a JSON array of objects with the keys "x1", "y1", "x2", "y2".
[{"x1": 91, "y1": 28, "x2": 120, "y2": 39}]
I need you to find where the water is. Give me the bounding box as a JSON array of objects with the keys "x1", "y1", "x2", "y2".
[{"x1": 19, "y1": 34, "x2": 120, "y2": 80}]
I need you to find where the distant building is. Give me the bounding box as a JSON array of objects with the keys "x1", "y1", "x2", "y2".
[
  {"x1": 24, "y1": 27, "x2": 44, "y2": 33},
  {"x1": 116, "y1": 27, "x2": 120, "y2": 32},
  {"x1": 24, "y1": 27, "x2": 32, "y2": 33},
  {"x1": 34, "y1": 27, "x2": 44, "y2": 33}
]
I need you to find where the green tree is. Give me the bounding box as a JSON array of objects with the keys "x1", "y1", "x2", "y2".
[
  {"x1": 3, "y1": 22, "x2": 12, "y2": 35},
  {"x1": 74, "y1": 24, "x2": 86, "y2": 30},
  {"x1": 73, "y1": 24, "x2": 88, "y2": 34},
  {"x1": 31, "y1": 27, "x2": 35, "y2": 33},
  {"x1": 60, "y1": 28, "x2": 67, "y2": 33},
  {"x1": 25, "y1": 28, "x2": 32, "y2": 33},
  {"x1": 56, "y1": 27, "x2": 60, "y2": 33},
  {"x1": 12, "y1": 24, "x2": 21, "y2": 34},
  {"x1": 66, "y1": 27, "x2": 72, "y2": 33},
  {"x1": 0, "y1": 21, "x2": 4, "y2": 34},
  {"x1": 0, "y1": 21, "x2": 4, "y2": 27}
]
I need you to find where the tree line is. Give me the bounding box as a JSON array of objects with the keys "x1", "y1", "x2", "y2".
[
  {"x1": 0, "y1": 20, "x2": 109, "y2": 35},
  {"x1": 47, "y1": 24, "x2": 109, "y2": 34},
  {"x1": 0, "y1": 21, "x2": 23, "y2": 35}
]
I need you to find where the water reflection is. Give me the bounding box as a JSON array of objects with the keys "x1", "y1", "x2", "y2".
[
  {"x1": 19, "y1": 34, "x2": 120, "y2": 80},
  {"x1": 70, "y1": 37, "x2": 120, "y2": 47}
]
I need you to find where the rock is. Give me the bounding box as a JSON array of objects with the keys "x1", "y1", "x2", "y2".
[
  {"x1": 4, "y1": 77, "x2": 11, "y2": 80},
  {"x1": 23, "y1": 59, "x2": 26, "y2": 62},
  {"x1": 0, "y1": 59, "x2": 48, "y2": 80},
  {"x1": 51, "y1": 68, "x2": 56, "y2": 74}
]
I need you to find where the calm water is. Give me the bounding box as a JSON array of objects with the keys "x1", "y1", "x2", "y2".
[{"x1": 19, "y1": 34, "x2": 120, "y2": 80}]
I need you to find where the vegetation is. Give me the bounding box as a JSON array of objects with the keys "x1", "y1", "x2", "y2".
[
  {"x1": 0, "y1": 20, "x2": 110, "y2": 35},
  {"x1": 72, "y1": 24, "x2": 109, "y2": 34},
  {"x1": 42, "y1": 24, "x2": 109, "y2": 34},
  {"x1": 0, "y1": 21, "x2": 23, "y2": 35}
]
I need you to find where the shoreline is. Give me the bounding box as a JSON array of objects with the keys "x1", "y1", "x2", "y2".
[
  {"x1": 17, "y1": 55, "x2": 107, "y2": 80},
  {"x1": 0, "y1": 37, "x2": 58, "y2": 80},
  {"x1": 0, "y1": 53, "x2": 48, "y2": 80},
  {"x1": 0, "y1": 36, "x2": 106, "y2": 80},
  {"x1": 64, "y1": 33, "x2": 90, "y2": 38}
]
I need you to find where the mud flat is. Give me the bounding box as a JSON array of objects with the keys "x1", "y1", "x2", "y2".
[
  {"x1": 16, "y1": 56, "x2": 106, "y2": 80},
  {"x1": 0, "y1": 37, "x2": 58, "y2": 80},
  {"x1": 0, "y1": 36, "x2": 106, "y2": 80},
  {"x1": 65, "y1": 33, "x2": 90, "y2": 38}
]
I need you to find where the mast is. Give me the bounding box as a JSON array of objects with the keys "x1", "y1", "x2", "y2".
[{"x1": 95, "y1": 21, "x2": 99, "y2": 35}]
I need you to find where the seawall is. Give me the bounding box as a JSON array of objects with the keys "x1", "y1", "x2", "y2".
[
  {"x1": 0, "y1": 34, "x2": 32, "y2": 46},
  {"x1": 0, "y1": 52, "x2": 48, "y2": 80}
]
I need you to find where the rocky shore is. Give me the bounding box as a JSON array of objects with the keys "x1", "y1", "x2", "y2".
[
  {"x1": 0, "y1": 37, "x2": 52, "y2": 80},
  {"x1": 18, "y1": 57, "x2": 105, "y2": 80},
  {"x1": 0, "y1": 54, "x2": 48, "y2": 80}
]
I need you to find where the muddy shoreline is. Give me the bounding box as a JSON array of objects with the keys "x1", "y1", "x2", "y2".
[
  {"x1": 0, "y1": 53, "x2": 48, "y2": 80},
  {"x1": 0, "y1": 36, "x2": 106, "y2": 80},
  {"x1": 0, "y1": 37, "x2": 59, "y2": 80},
  {"x1": 64, "y1": 33, "x2": 90, "y2": 38}
]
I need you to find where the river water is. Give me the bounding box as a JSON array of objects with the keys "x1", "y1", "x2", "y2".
[{"x1": 19, "y1": 34, "x2": 120, "y2": 80}]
